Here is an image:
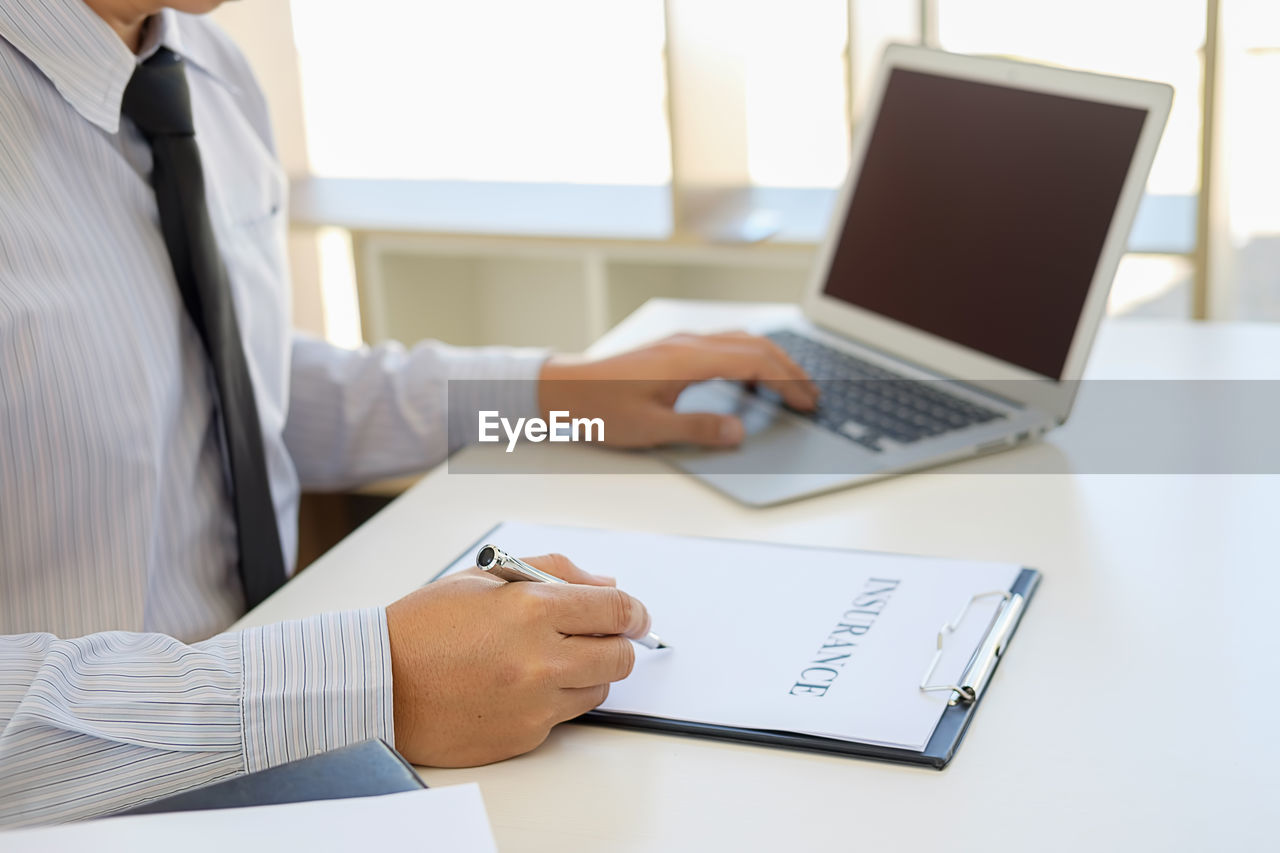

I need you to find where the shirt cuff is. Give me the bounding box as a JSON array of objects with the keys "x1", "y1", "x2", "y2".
[
  {"x1": 239, "y1": 608, "x2": 395, "y2": 773},
  {"x1": 443, "y1": 347, "x2": 550, "y2": 448}
]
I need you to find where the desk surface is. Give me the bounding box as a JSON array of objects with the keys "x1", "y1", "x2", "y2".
[{"x1": 237, "y1": 301, "x2": 1279, "y2": 852}]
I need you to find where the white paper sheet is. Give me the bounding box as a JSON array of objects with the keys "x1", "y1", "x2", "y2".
[
  {"x1": 439, "y1": 522, "x2": 1022, "y2": 751},
  {"x1": 0, "y1": 785, "x2": 497, "y2": 853}
]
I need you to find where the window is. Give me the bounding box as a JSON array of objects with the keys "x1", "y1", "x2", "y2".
[
  {"x1": 291, "y1": 0, "x2": 671, "y2": 184},
  {"x1": 288, "y1": 1, "x2": 1277, "y2": 322},
  {"x1": 1218, "y1": 3, "x2": 1280, "y2": 321},
  {"x1": 740, "y1": 1, "x2": 850, "y2": 187}
]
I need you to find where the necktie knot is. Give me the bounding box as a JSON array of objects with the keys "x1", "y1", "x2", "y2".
[{"x1": 122, "y1": 48, "x2": 195, "y2": 138}]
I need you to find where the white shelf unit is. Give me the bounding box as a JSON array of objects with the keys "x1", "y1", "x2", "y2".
[
  {"x1": 352, "y1": 234, "x2": 817, "y2": 352},
  {"x1": 300, "y1": 178, "x2": 1201, "y2": 349}
]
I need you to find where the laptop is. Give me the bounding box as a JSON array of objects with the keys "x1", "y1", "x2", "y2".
[{"x1": 662, "y1": 44, "x2": 1172, "y2": 506}]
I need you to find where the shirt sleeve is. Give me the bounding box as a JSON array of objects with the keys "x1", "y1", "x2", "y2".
[
  {"x1": 284, "y1": 332, "x2": 549, "y2": 491},
  {"x1": 0, "y1": 609, "x2": 394, "y2": 828}
]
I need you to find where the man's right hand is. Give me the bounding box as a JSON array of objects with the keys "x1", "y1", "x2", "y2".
[{"x1": 385, "y1": 553, "x2": 651, "y2": 767}]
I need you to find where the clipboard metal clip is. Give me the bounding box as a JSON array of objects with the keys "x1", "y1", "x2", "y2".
[{"x1": 920, "y1": 589, "x2": 1026, "y2": 706}]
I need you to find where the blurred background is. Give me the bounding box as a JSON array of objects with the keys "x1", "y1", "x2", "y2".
[
  {"x1": 206, "y1": 0, "x2": 1278, "y2": 564},
  {"x1": 213, "y1": 0, "x2": 1279, "y2": 351}
]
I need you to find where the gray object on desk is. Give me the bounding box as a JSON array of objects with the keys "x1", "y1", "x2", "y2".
[{"x1": 111, "y1": 739, "x2": 423, "y2": 817}]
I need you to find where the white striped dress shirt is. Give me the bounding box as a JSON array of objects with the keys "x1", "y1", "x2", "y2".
[{"x1": 0, "y1": 0, "x2": 544, "y2": 826}]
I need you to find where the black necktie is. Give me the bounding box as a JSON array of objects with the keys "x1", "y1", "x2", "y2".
[{"x1": 122, "y1": 48, "x2": 287, "y2": 609}]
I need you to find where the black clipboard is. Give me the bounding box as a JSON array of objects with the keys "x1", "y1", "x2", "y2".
[
  {"x1": 437, "y1": 525, "x2": 1041, "y2": 770},
  {"x1": 581, "y1": 567, "x2": 1039, "y2": 769}
]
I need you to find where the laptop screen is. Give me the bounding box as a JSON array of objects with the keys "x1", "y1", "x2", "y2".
[{"x1": 822, "y1": 67, "x2": 1148, "y2": 379}]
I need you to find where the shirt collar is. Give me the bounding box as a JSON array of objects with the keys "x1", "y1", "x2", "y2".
[{"x1": 0, "y1": 0, "x2": 237, "y2": 134}]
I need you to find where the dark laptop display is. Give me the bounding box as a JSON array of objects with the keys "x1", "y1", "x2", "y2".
[{"x1": 822, "y1": 68, "x2": 1148, "y2": 379}]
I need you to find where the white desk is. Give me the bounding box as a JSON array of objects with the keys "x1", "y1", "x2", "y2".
[{"x1": 236, "y1": 301, "x2": 1279, "y2": 852}]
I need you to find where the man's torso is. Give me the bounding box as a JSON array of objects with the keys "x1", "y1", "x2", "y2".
[{"x1": 0, "y1": 5, "x2": 300, "y2": 640}]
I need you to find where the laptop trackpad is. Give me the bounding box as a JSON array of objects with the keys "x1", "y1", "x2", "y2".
[{"x1": 674, "y1": 381, "x2": 782, "y2": 436}]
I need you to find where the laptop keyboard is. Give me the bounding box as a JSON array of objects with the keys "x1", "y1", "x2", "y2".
[{"x1": 765, "y1": 330, "x2": 1004, "y2": 452}]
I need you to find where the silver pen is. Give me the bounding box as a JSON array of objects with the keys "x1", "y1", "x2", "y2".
[{"x1": 476, "y1": 544, "x2": 669, "y2": 649}]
